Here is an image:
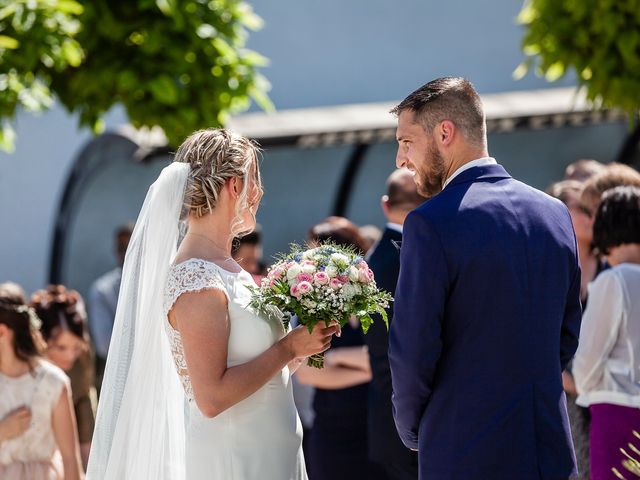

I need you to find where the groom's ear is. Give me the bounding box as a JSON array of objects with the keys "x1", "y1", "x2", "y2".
[{"x1": 437, "y1": 120, "x2": 455, "y2": 147}]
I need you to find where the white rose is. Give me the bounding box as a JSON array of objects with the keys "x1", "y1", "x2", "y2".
[
  {"x1": 330, "y1": 253, "x2": 349, "y2": 265},
  {"x1": 348, "y1": 266, "x2": 359, "y2": 282},
  {"x1": 286, "y1": 264, "x2": 302, "y2": 281},
  {"x1": 302, "y1": 263, "x2": 317, "y2": 274},
  {"x1": 325, "y1": 265, "x2": 338, "y2": 278}
]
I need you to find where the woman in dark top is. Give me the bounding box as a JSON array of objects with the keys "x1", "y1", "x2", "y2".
[{"x1": 296, "y1": 217, "x2": 386, "y2": 480}]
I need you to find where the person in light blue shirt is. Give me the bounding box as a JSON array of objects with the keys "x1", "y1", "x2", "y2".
[{"x1": 87, "y1": 222, "x2": 133, "y2": 391}]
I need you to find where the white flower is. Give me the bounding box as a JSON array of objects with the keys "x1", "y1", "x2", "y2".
[
  {"x1": 330, "y1": 253, "x2": 349, "y2": 266},
  {"x1": 325, "y1": 265, "x2": 338, "y2": 278},
  {"x1": 341, "y1": 283, "x2": 358, "y2": 299},
  {"x1": 301, "y1": 263, "x2": 317, "y2": 274},
  {"x1": 348, "y1": 266, "x2": 359, "y2": 282},
  {"x1": 286, "y1": 264, "x2": 302, "y2": 281}
]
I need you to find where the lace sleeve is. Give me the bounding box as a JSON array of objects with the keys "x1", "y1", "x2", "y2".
[{"x1": 163, "y1": 259, "x2": 230, "y2": 316}]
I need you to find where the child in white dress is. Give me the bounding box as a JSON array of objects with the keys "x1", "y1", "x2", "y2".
[{"x1": 0, "y1": 289, "x2": 84, "y2": 480}]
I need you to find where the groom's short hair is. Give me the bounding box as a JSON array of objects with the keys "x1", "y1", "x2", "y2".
[{"x1": 391, "y1": 77, "x2": 486, "y2": 148}]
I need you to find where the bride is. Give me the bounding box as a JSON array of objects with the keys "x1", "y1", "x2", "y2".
[{"x1": 86, "y1": 129, "x2": 338, "y2": 479}]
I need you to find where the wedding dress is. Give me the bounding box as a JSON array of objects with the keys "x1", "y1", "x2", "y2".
[
  {"x1": 86, "y1": 162, "x2": 307, "y2": 479},
  {"x1": 164, "y1": 258, "x2": 307, "y2": 479}
]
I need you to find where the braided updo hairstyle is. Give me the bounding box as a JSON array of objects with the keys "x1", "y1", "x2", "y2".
[
  {"x1": 173, "y1": 128, "x2": 262, "y2": 236},
  {"x1": 31, "y1": 285, "x2": 89, "y2": 345}
]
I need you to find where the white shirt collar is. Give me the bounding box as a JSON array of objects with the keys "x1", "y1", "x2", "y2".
[
  {"x1": 442, "y1": 157, "x2": 497, "y2": 188},
  {"x1": 386, "y1": 223, "x2": 403, "y2": 234}
]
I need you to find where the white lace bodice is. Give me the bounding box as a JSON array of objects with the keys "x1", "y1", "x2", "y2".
[{"x1": 163, "y1": 258, "x2": 284, "y2": 402}]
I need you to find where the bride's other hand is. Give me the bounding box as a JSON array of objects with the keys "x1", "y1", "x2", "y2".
[{"x1": 282, "y1": 321, "x2": 340, "y2": 359}]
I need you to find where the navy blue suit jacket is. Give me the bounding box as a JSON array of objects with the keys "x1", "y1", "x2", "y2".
[
  {"x1": 389, "y1": 164, "x2": 581, "y2": 480},
  {"x1": 365, "y1": 227, "x2": 418, "y2": 470}
]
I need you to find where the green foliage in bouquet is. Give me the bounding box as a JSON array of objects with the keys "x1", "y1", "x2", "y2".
[
  {"x1": 516, "y1": 0, "x2": 640, "y2": 117},
  {"x1": 0, "y1": 0, "x2": 271, "y2": 151},
  {"x1": 249, "y1": 243, "x2": 393, "y2": 368}
]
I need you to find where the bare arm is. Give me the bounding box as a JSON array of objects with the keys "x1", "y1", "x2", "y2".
[
  {"x1": 325, "y1": 345, "x2": 371, "y2": 371},
  {"x1": 295, "y1": 347, "x2": 372, "y2": 390},
  {"x1": 172, "y1": 289, "x2": 337, "y2": 418},
  {"x1": 52, "y1": 384, "x2": 84, "y2": 480}
]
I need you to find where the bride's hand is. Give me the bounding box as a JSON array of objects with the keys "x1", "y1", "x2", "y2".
[{"x1": 282, "y1": 321, "x2": 340, "y2": 359}]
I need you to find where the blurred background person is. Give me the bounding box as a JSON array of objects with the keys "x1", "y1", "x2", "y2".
[
  {"x1": 88, "y1": 222, "x2": 134, "y2": 390},
  {"x1": 32, "y1": 285, "x2": 95, "y2": 469},
  {"x1": 573, "y1": 186, "x2": 640, "y2": 480},
  {"x1": 548, "y1": 180, "x2": 604, "y2": 302},
  {"x1": 0, "y1": 284, "x2": 83, "y2": 480},
  {"x1": 579, "y1": 163, "x2": 640, "y2": 219},
  {"x1": 365, "y1": 168, "x2": 425, "y2": 480},
  {"x1": 358, "y1": 224, "x2": 383, "y2": 255},
  {"x1": 232, "y1": 224, "x2": 267, "y2": 283},
  {"x1": 296, "y1": 217, "x2": 385, "y2": 480},
  {"x1": 563, "y1": 158, "x2": 607, "y2": 182},
  {"x1": 548, "y1": 178, "x2": 604, "y2": 480}
]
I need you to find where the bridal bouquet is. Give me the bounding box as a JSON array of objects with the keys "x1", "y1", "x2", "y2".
[{"x1": 249, "y1": 243, "x2": 392, "y2": 368}]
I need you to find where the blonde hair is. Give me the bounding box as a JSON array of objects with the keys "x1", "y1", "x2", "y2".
[{"x1": 173, "y1": 128, "x2": 262, "y2": 236}]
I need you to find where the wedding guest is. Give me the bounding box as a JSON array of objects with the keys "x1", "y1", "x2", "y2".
[
  {"x1": 296, "y1": 217, "x2": 385, "y2": 480},
  {"x1": 0, "y1": 288, "x2": 83, "y2": 480},
  {"x1": 573, "y1": 186, "x2": 640, "y2": 480},
  {"x1": 564, "y1": 159, "x2": 606, "y2": 182},
  {"x1": 365, "y1": 168, "x2": 425, "y2": 480},
  {"x1": 359, "y1": 224, "x2": 383, "y2": 254},
  {"x1": 32, "y1": 285, "x2": 95, "y2": 469},
  {"x1": 548, "y1": 179, "x2": 607, "y2": 480},
  {"x1": 232, "y1": 225, "x2": 267, "y2": 282},
  {"x1": 548, "y1": 180, "x2": 604, "y2": 302},
  {"x1": 88, "y1": 222, "x2": 133, "y2": 389},
  {"x1": 579, "y1": 163, "x2": 640, "y2": 218}
]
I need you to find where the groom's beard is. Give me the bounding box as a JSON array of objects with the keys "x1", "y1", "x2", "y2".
[{"x1": 418, "y1": 144, "x2": 446, "y2": 198}]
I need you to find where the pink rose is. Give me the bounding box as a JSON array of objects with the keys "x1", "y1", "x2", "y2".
[
  {"x1": 314, "y1": 271, "x2": 329, "y2": 285},
  {"x1": 358, "y1": 268, "x2": 374, "y2": 283},
  {"x1": 296, "y1": 273, "x2": 314, "y2": 284},
  {"x1": 337, "y1": 275, "x2": 349, "y2": 284},
  {"x1": 357, "y1": 261, "x2": 369, "y2": 270},
  {"x1": 297, "y1": 281, "x2": 313, "y2": 295},
  {"x1": 302, "y1": 260, "x2": 316, "y2": 267},
  {"x1": 268, "y1": 266, "x2": 285, "y2": 279},
  {"x1": 290, "y1": 284, "x2": 301, "y2": 298},
  {"x1": 329, "y1": 278, "x2": 343, "y2": 290}
]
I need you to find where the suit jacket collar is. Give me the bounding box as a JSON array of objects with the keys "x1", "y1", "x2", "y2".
[{"x1": 442, "y1": 163, "x2": 511, "y2": 191}]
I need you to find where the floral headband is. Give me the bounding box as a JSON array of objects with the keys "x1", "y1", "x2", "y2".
[{"x1": 15, "y1": 305, "x2": 42, "y2": 331}]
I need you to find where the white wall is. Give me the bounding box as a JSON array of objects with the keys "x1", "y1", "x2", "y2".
[{"x1": 0, "y1": 106, "x2": 126, "y2": 293}]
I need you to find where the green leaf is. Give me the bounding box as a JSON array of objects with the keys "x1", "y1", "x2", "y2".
[
  {"x1": 0, "y1": 122, "x2": 16, "y2": 152},
  {"x1": 61, "y1": 39, "x2": 83, "y2": 67},
  {"x1": 56, "y1": 1, "x2": 84, "y2": 15},
  {"x1": 545, "y1": 61, "x2": 566, "y2": 81},
  {"x1": 0, "y1": 35, "x2": 19, "y2": 49},
  {"x1": 148, "y1": 75, "x2": 179, "y2": 105},
  {"x1": 0, "y1": 4, "x2": 17, "y2": 22},
  {"x1": 512, "y1": 61, "x2": 530, "y2": 80}
]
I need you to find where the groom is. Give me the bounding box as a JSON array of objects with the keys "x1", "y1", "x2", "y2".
[{"x1": 388, "y1": 77, "x2": 581, "y2": 479}]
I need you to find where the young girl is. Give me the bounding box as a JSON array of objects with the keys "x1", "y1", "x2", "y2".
[
  {"x1": 0, "y1": 288, "x2": 84, "y2": 480},
  {"x1": 32, "y1": 285, "x2": 96, "y2": 467}
]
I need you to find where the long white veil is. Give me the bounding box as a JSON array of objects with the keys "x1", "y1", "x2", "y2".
[{"x1": 86, "y1": 162, "x2": 190, "y2": 479}]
